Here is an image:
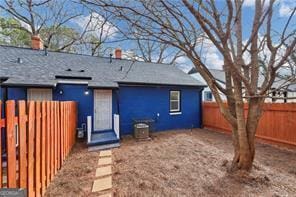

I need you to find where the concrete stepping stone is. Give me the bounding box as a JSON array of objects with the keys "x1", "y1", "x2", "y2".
[
  {"x1": 96, "y1": 166, "x2": 112, "y2": 177},
  {"x1": 98, "y1": 157, "x2": 112, "y2": 166},
  {"x1": 92, "y1": 176, "x2": 112, "y2": 192},
  {"x1": 100, "y1": 150, "x2": 112, "y2": 157},
  {"x1": 98, "y1": 193, "x2": 112, "y2": 197}
]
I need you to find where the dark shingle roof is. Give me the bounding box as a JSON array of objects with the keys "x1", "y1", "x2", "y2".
[{"x1": 0, "y1": 45, "x2": 204, "y2": 88}]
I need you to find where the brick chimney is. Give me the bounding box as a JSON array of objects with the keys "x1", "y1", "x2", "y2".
[
  {"x1": 114, "y1": 48, "x2": 122, "y2": 59},
  {"x1": 31, "y1": 35, "x2": 44, "y2": 50}
]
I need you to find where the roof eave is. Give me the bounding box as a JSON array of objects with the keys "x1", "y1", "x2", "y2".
[
  {"x1": 1, "y1": 83, "x2": 55, "y2": 88},
  {"x1": 118, "y1": 81, "x2": 206, "y2": 88}
]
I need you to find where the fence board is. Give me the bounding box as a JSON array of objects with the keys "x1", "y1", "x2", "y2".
[
  {"x1": 66, "y1": 104, "x2": 68, "y2": 155},
  {"x1": 28, "y1": 101, "x2": 35, "y2": 197},
  {"x1": 57, "y1": 103, "x2": 60, "y2": 170},
  {"x1": 35, "y1": 102, "x2": 41, "y2": 197},
  {"x1": 50, "y1": 102, "x2": 54, "y2": 181},
  {"x1": 18, "y1": 101, "x2": 27, "y2": 188},
  {"x1": 64, "y1": 104, "x2": 67, "y2": 156},
  {"x1": 0, "y1": 101, "x2": 2, "y2": 188},
  {"x1": 41, "y1": 102, "x2": 46, "y2": 195},
  {"x1": 52, "y1": 102, "x2": 56, "y2": 176},
  {"x1": 203, "y1": 102, "x2": 296, "y2": 146},
  {"x1": 0, "y1": 101, "x2": 4, "y2": 188},
  {"x1": 54, "y1": 102, "x2": 58, "y2": 175},
  {"x1": 6, "y1": 100, "x2": 17, "y2": 188},
  {"x1": 60, "y1": 103, "x2": 64, "y2": 165},
  {"x1": 63, "y1": 103, "x2": 66, "y2": 161},
  {"x1": 46, "y1": 101, "x2": 51, "y2": 187}
]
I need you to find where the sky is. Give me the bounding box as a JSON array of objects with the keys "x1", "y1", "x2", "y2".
[
  {"x1": 0, "y1": 0, "x2": 295, "y2": 72},
  {"x1": 174, "y1": 0, "x2": 296, "y2": 72},
  {"x1": 79, "y1": 0, "x2": 295, "y2": 72}
]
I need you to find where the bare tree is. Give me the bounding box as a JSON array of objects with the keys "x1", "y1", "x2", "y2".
[
  {"x1": 82, "y1": 0, "x2": 296, "y2": 171},
  {"x1": 130, "y1": 35, "x2": 184, "y2": 64},
  {"x1": 0, "y1": 0, "x2": 92, "y2": 51},
  {"x1": 79, "y1": 12, "x2": 119, "y2": 56}
]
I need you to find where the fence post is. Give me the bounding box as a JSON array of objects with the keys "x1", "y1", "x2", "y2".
[{"x1": 6, "y1": 100, "x2": 17, "y2": 188}]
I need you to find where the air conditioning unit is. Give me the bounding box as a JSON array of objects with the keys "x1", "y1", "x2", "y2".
[{"x1": 134, "y1": 123, "x2": 149, "y2": 139}]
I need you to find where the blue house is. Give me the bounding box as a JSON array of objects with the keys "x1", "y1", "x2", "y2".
[{"x1": 0, "y1": 45, "x2": 205, "y2": 149}]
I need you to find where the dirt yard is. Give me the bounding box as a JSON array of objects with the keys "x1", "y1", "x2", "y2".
[
  {"x1": 113, "y1": 129, "x2": 296, "y2": 196},
  {"x1": 44, "y1": 142, "x2": 101, "y2": 197},
  {"x1": 45, "y1": 129, "x2": 296, "y2": 196}
]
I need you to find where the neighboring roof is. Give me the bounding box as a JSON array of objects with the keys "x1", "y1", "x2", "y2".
[
  {"x1": 188, "y1": 67, "x2": 225, "y2": 83},
  {"x1": 189, "y1": 67, "x2": 296, "y2": 91},
  {"x1": 0, "y1": 45, "x2": 205, "y2": 88}
]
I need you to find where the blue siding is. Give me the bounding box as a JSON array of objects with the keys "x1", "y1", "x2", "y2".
[
  {"x1": 118, "y1": 85, "x2": 202, "y2": 135},
  {"x1": 53, "y1": 85, "x2": 118, "y2": 131},
  {"x1": 2, "y1": 84, "x2": 202, "y2": 136},
  {"x1": 53, "y1": 84, "x2": 93, "y2": 129},
  {"x1": 7, "y1": 87, "x2": 26, "y2": 100}
]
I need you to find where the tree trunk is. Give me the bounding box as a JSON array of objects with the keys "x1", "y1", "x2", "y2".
[
  {"x1": 231, "y1": 127, "x2": 254, "y2": 171},
  {"x1": 230, "y1": 98, "x2": 263, "y2": 171}
]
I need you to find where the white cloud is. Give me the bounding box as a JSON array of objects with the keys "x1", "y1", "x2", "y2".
[
  {"x1": 279, "y1": 3, "x2": 295, "y2": 17},
  {"x1": 243, "y1": 0, "x2": 270, "y2": 7},
  {"x1": 243, "y1": 0, "x2": 256, "y2": 7},
  {"x1": 75, "y1": 13, "x2": 118, "y2": 40},
  {"x1": 197, "y1": 39, "x2": 223, "y2": 70},
  {"x1": 175, "y1": 56, "x2": 193, "y2": 72},
  {"x1": 174, "y1": 38, "x2": 224, "y2": 72},
  {"x1": 242, "y1": 0, "x2": 295, "y2": 17}
]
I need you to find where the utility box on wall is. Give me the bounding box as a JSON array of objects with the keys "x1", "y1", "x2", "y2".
[{"x1": 134, "y1": 123, "x2": 149, "y2": 139}]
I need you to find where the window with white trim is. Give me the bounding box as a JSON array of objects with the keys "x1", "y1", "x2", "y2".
[
  {"x1": 204, "y1": 91, "x2": 213, "y2": 101},
  {"x1": 27, "y1": 88, "x2": 52, "y2": 101},
  {"x1": 170, "y1": 91, "x2": 180, "y2": 112}
]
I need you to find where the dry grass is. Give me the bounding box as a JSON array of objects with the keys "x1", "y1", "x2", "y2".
[
  {"x1": 44, "y1": 142, "x2": 100, "y2": 197},
  {"x1": 44, "y1": 129, "x2": 296, "y2": 197},
  {"x1": 112, "y1": 129, "x2": 296, "y2": 197}
]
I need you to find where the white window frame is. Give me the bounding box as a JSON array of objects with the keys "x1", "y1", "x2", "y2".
[
  {"x1": 170, "y1": 90, "x2": 180, "y2": 112},
  {"x1": 204, "y1": 91, "x2": 213, "y2": 101},
  {"x1": 27, "y1": 88, "x2": 52, "y2": 101}
]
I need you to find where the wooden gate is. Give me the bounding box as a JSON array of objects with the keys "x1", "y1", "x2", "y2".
[{"x1": 0, "y1": 100, "x2": 77, "y2": 196}]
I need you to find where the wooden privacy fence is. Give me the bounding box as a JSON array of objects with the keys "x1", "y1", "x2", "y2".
[
  {"x1": 203, "y1": 102, "x2": 296, "y2": 146},
  {"x1": 0, "y1": 100, "x2": 77, "y2": 197}
]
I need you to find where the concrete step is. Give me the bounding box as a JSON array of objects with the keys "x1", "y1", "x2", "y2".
[
  {"x1": 88, "y1": 142, "x2": 120, "y2": 152},
  {"x1": 92, "y1": 129, "x2": 114, "y2": 134},
  {"x1": 88, "y1": 130, "x2": 119, "y2": 146}
]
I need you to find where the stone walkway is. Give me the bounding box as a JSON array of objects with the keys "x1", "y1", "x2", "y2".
[{"x1": 92, "y1": 150, "x2": 113, "y2": 196}]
